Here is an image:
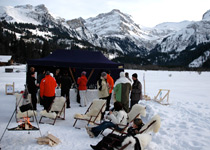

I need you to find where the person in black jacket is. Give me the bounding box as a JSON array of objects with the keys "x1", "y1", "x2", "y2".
[
  {"x1": 37, "y1": 69, "x2": 45, "y2": 105},
  {"x1": 90, "y1": 118, "x2": 144, "y2": 150},
  {"x1": 54, "y1": 69, "x2": 61, "y2": 88},
  {"x1": 27, "y1": 72, "x2": 39, "y2": 110},
  {"x1": 130, "y1": 73, "x2": 142, "y2": 109},
  {"x1": 60, "y1": 71, "x2": 72, "y2": 108}
]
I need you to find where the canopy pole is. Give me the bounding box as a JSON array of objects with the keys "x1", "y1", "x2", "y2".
[
  {"x1": 87, "y1": 69, "x2": 95, "y2": 84},
  {"x1": 69, "y1": 68, "x2": 76, "y2": 84}
]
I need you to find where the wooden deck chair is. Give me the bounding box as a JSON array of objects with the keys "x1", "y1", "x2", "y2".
[
  {"x1": 103, "y1": 115, "x2": 161, "y2": 150},
  {"x1": 14, "y1": 93, "x2": 37, "y2": 122},
  {"x1": 103, "y1": 104, "x2": 146, "y2": 136},
  {"x1": 73, "y1": 99, "x2": 106, "y2": 127},
  {"x1": 39, "y1": 96, "x2": 66, "y2": 125}
]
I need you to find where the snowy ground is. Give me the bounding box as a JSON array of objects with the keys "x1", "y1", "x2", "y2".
[{"x1": 0, "y1": 65, "x2": 210, "y2": 150}]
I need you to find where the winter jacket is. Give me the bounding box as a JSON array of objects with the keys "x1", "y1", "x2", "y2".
[
  {"x1": 114, "y1": 83, "x2": 131, "y2": 112},
  {"x1": 37, "y1": 73, "x2": 45, "y2": 84},
  {"x1": 54, "y1": 74, "x2": 61, "y2": 86},
  {"x1": 40, "y1": 75, "x2": 57, "y2": 98},
  {"x1": 60, "y1": 75, "x2": 72, "y2": 91},
  {"x1": 27, "y1": 76, "x2": 37, "y2": 94},
  {"x1": 77, "y1": 75, "x2": 87, "y2": 90},
  {"x1": 97, "y1": 77, "x2": 109, "y2": 99},
  {"x1": 107, "y1": 74, "x2": 114, "y2": 94},
  {"x1": 131, "y1": 79, "x2": 142, "y2": 101},
  {"x1": 107, "y1": 110, "x2": 127, "y2": 129}
]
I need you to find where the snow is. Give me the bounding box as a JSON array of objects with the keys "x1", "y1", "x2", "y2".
[
  {"x1": 202, "y1": 9, "x2": 210, "y2": 21},
  {"x1": 0, "y1": 55, "x2": 12, "y2": 63},
  {"x1": 189, "y1": 51, "x2": 210, "y2": 68},
  {"x1": 0, "y1": 6, "x2": 41, "y2": 25},
  {"x1": 28, "y1": 29, "x2": 53, "y2": 40},
  {"x1": 0, "y1": 65, "x2": 210, "y2": 150},
  {"x1": 154, "y1": 21, "x2": 193, "y2": 32}
]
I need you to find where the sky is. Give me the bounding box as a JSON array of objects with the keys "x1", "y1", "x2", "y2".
[{"x1": 0, "y1": 0, "x2": 210, "y2": 27}]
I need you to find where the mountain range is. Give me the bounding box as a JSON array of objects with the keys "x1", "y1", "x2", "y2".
[{"x1": 0, "y1": 4, "x2": 210, "y2": 68}]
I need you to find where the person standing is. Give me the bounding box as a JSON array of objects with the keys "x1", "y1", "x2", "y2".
[
  {"x1": 27, "y1": 72, "x2": 39, "y2": 110},
  {"x1": 77, "y1": 71, "x2": 88, "y2": 107},
  {"x1": 54, "y1": 69, "x2": 61, "y2": 88},
  {"x1": 97, "y1": 72, "x2": 109, "y2": 119},
  {"x1": 130, "y1": 73, "x2": 143, "y2": 109},
  {"x1": 37, "y1": 69, "x2": 45, "y2": 85},
  {"x1": 97, "y1": 72, "x2": 109, "y2": 100},
  {"x1": 40, "y1": 71, "x2": 57, "y2": 111},
  {"x1": 113, "y1": 72, "x2": 131, "y2": 113},
  {"x1": 125, "y1": 72, "x2": 132, "y2": 82},
  {"x1": 37, "y1": 69, "x2": 45, "y2": 105},
  {"x1": 60, "y1": 71, "x2": 72, "y2": 108},
  {"x1": 106, "y1": 71, "x2": 114, "y2": 111},
  {"x1": 26, "y1": 67, "x2": 35, "y2": 85}
]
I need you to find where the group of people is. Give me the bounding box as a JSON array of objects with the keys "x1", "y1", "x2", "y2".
[
  {"x1": 27, "y1": 68, "x2": 147, "y2": 149},
  {"x1": 95, "y1": 71, "x2": 142, "y2": 112},
  {"x1": 85, "y1": 101, "x2": 146, "y2": 150},
  {"x1": 74, "y1": 71, "x2": 143, "y2": 150},
  {"x1": 27, "y1": 67, "x2": 143, "y2": 115},
  {"x1": 27, "y1": 67, "x2": 72, "y2": 111}
]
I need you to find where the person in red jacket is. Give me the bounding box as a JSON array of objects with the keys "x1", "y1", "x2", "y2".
[
  {"x1": 77, "y1": 71, "x2": 88, "y2": 107},
  {"x1": 40, "y1": 71, "x2": 57, "y2": 111}
]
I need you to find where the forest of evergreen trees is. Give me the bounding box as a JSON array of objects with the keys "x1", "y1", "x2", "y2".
[{"x1": 0, "y1": 21, "x2": 108, "y2": 63}]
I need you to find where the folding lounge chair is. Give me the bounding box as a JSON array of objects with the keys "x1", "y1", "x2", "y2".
[
  {"x1": 103, "y1": 104, "x2": 146, "y2": 136},
  {"x1": 14, "y1": 93, "x2": 37, "y2": 122},
  {"x1": 73, "y1": 99, "x2": 106, "y2": 127},
  {"x1": 39, "y1": 96, "x2": 66, "y2": 125},
  {"x1": 139, "y1": 114, "x2": 161, "y2": 134},
  {"x1": 119, "y1": 133, "x2": 152, "y2": 150},
  {"x1": 103, "y1": 115, "x2": 161, "y2": 150},
  {"x1": 118, "y1": 115, "x2": 161, "y2": 150}
]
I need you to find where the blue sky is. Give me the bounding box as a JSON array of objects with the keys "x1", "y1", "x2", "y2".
[{"x1": 0, "y1": 0, "x2": 210, "y2": 27}]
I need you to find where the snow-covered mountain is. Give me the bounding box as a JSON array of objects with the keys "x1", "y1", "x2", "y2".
[
  {"x1": 148, "y1": 9, "x2": 210, "y2": 67},
  {"x1": 0, "y1": 4, "x2": 210, "y2": 68},
  {"x1": 67, "y1": 9, "x2": 158, "y2": 54},
  {"x1": 155, "y1": 20, "x2": 210, "y2": 53},
  {"x1": 0, "y1": 4, "x2": 80, "y2": 40}
]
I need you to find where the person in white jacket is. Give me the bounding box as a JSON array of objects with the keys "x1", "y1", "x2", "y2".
[{"x1": 86, "y1": 102, "x2": 127, "y2": 138}]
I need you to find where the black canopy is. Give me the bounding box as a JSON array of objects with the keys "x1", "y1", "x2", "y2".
[
  {"x1": 27, "y1": 49, "x2": 123, "y2": 69},
  {"x1": 27, "y1": 49, "x2": 124, "y2": 87}
]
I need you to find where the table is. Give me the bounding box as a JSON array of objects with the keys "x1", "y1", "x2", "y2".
[{"x1": 55, "y1": 89, "x2": 99, "y2": 103}]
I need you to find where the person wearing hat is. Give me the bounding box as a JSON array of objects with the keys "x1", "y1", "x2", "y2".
[
  {"x1": 130, "y1": 73, "x2": 142, "y2": 109},
  {"x1": 77, "y1": 71, "x2": 88, "y2": 107},
  {"x1": 113, "y1": 72, "x2": 131, "y2": 113}
]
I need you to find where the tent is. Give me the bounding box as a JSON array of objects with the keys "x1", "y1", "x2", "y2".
[{"x1": 27, "y1": 49, "x2": 124, "y2": 87}]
